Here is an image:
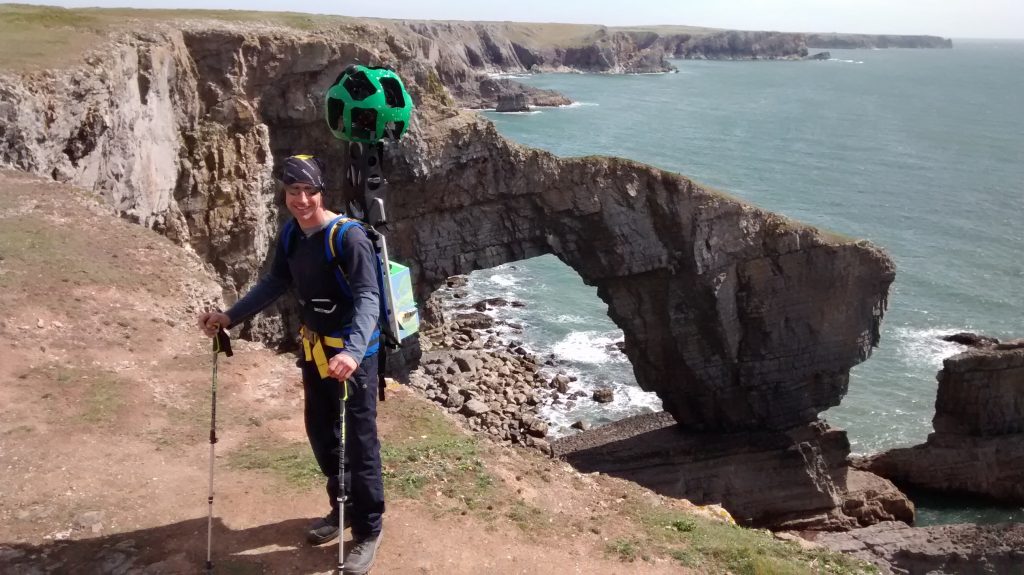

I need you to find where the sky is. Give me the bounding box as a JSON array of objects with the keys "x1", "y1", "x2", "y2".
[{"x1": 15, "y1": 0, "x2": 1024, "y2": 39}]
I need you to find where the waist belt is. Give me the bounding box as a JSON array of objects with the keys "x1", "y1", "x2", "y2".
[{"x1": 300, "y1": 326, "x2": 345, "y2": 379}]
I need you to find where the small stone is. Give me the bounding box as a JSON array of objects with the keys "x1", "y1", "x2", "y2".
[
  {"x1": 461, "y1": 399, "x2": 490, "y2": 417},
  {"x1": 74, "y1": 510, "x2": 104, "y2": 531}
]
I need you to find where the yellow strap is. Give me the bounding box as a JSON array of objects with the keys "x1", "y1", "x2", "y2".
[{"x1": 300, "y1": 326, "x2": 345, "y2": 379}]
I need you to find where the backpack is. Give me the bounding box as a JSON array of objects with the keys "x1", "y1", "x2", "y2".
[{"x1": 282, "y1": 214, "x2": 400, "y2": 398}]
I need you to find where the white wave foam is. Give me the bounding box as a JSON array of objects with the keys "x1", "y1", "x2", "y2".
[
  {"x1": 554, "y1": 314, "x2": 587, "y2": 324},
  {"x1": 538, "y1": 375, "x2": 663, "y2": 438},
  {"x1": 827, "y1": 58, "x2": 865, "y2": 64},
  {"x1": 486, "y1": 72, "x2": 531, "y2": 79},
  {"x1": 560, "y1": 102, "x2": 599, "y2": 108},
  {"x1": 553, "y1": 331, "x2": 625, "y2": 364},
  {"x1": 487, "y1": 274, "x2": 520, "y2": 287},
  {"x1": 891, "y1": 326, "x2": 968, "y2": 369}
]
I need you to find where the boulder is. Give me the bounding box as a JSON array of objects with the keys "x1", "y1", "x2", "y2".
[
  {"x1": 551, "y1": 374, "x2": 570, "y2": 393},
  {"x1": 455, "y1": 312, "x2": 494, "y2": 330},
  {"x1": 495, "y1": 93, "x2": 529, "y2": 113},
  {"x1": 858, "y1": 341, "x2": 1024, "y2": 504}
]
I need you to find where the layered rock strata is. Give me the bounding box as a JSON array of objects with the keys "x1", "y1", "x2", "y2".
[
  {"x1": 814, "y1": 521, "x2": 1024, "y2": 574},
  {"x1": 551, "y1": 412, "x2": 912, "y2": 529},
  {"x1": 1, "y1": 20, "x2": 896, "y2": 532},
  {"x1": 857, "y1": 336, "x2": 1024, "y2": 503},
  {"x1": 807, "y1": 34, "x2": 953, "y2": 49}
]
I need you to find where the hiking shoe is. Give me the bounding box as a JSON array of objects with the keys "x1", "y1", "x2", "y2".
[
  {"x1": 343, "y1": 527, "x2": 383, "y2": 575},
  {"x1": 306, "y1": 510, "x2": 351, "y2": 545}
]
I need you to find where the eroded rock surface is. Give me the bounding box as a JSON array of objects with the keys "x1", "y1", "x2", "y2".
[
  {"x1": 551, "y1": 413, "x2": 911, "y2": 529},
  {"x1": 857, "y1": 336, "x2": 1024, "y2": 504},
  {"x1": 814, "y1": 521, "x2": 1024, "y2": 575}
]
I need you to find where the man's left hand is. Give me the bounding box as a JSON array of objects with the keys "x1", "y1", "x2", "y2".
[{"x1": 328, "y1": 353, "x2": 358, "y2": 382}]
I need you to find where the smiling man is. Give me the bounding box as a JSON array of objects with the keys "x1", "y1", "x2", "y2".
[{"x1": 198, "y1": 154, "x2": 385, "y2": 575}]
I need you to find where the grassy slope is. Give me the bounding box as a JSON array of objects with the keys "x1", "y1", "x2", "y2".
[{"x1": 0, "y1": 4, "x2": 725, "y2": 71}]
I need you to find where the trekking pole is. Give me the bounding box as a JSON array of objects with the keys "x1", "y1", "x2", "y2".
[
  {"x1": 338, "y1": 378, "x2": 349, "y2": 575},
  {"x1": 206, "y1": 328, "x2": 233, "y2": 574}
]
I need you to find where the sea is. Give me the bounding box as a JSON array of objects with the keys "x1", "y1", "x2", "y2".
[{"x1": 456, "y1": 40, "x2": 1024, "y2": 525}]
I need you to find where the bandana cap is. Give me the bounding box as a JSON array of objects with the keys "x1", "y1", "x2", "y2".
[{"x1": 281, "y1": 155, "x2": 325, "y2": 189}]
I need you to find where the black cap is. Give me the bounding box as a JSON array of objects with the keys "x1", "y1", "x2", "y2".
[{"x1": 280, "y1": 155, "x2": 325, "y2": 189}]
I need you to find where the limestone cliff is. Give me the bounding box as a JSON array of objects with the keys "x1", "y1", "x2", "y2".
[
  {"x1": 1, "y1": 18, "x2": 897, "y2": 531},
  {"x1": 856, "y1": 336, "x2": 1024, "y2": 504},
  {"x1": 551, "y1": 414, "x2": 912, "y2": 529},
  {"x1": 658, "y1": 30, "x2": 810, "y2": 60},
  {"x1": 807, "y1": 33, "x2": 953, "y2": 49}
]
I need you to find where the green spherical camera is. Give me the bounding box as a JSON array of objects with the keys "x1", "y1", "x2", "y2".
[{"x1": 325, "y1": 65, "x2": 413, "y2": 143}]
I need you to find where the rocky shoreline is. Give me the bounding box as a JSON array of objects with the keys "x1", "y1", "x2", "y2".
[
  {"x1": 406, "y1": 276, "x2": 624, "y2": 454},
  {"x1": 391, "y1": 22, "x2": 953, "y2": 109},
  {"x1": 855, "y1": 333, "x2": 1024, "y2": 505}
]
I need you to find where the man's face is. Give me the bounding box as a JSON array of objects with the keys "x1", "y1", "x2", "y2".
[{"x1": 284, "y1": 183, "x2": 324, "y2": 224}]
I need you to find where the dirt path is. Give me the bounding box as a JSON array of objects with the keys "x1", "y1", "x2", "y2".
[{"x1": 0, "y1": 170, "x2": 701, "y2": 574}]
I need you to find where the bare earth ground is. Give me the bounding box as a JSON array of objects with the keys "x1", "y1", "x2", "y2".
[
  {"x1": 0, "y1": 170, "x2": 871, "y2": 575},
  {"x1": 0, "y1": 170, "x2": 705, "y2": 575}
]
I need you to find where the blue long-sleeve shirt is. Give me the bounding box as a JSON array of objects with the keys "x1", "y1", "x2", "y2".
[{"x1": 226, "y1": 218, "x2": 381, "y2": 363}]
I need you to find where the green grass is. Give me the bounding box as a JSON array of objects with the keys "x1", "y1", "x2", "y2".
[
  {"x1": 227, "y1": 440, "x2": 323, "y2": 489},
  {"x1": 0, "y1": 4, "x2": 723, "y2": 73},
  {"x1": 606, "y1": 538, "x2": 643, "y2": 562},
  {"x1": 619, "y1": 505, "x2": 878, "y2": 574},
  {"x1": 82, "y1": 373, "x2": 127, "y2": 424},
  {"x1": 23, "y1": 364, "x2": 130, "y2": 426},
  {"x1": 0, "y1": 216, "x2": 142, "y2": 289},
  {"x1": 505, "y1": 500, "x2": 549, "y2": 533},
  {"x1": 0, "y1": 4, "x2": 351, "y2": 70},
  {"x1": 379, "y1": 395, "x2": 497, "y2": 510}
]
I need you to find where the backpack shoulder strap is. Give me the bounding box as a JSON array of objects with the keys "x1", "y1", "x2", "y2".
[
  {"x1": 323, "y1": 215, "x2": 366, "y2": 299},
  {"x1": 324, "y1": 215, "x2": 365, "y2": 266},
  {"x1": 281, "y1": 218, "x2": 299, "y2": 257}
]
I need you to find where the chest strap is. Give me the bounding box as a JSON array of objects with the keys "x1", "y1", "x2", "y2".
[{"x1": 300, "y1": 326, "x2": 346, "y2": 379}]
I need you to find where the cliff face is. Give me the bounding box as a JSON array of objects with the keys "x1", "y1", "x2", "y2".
[
  {"x1": 551, "y1": 414, "x2": 912, "y2": 529},
  {"x1": 806, "y1": 33, "x2": 953, "y2": 49},
  {"x1": 396, "y1": 22, "x2": 678, "y2": 75},
  {"x1": 659, "y1": 31, "x2": 810, "y2": 60},
  {"x1": 0, "y1": 20, "x2": 897, "y2": 530},
  {"x1": 382, "y1": 111, "x2": 893, "y2": 432},
  {"x1": 857, "y1": 336, "x2": 1024, "y2": 503}
]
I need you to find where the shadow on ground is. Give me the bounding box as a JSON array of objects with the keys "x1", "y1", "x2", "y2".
[{"x1": 0, "y1": 516, "x2": 353, "y2": 574}]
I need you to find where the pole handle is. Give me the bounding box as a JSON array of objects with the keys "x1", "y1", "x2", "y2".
[{"x1": 214, "y1": 328, "x2": 233, "y2": 357}]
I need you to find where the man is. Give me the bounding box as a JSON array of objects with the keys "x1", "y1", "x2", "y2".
[{"x1": 198, "y1": 155, "x2": 384, "y2": 575}]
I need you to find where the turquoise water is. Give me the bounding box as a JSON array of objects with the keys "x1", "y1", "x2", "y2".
[{"x1": 467, "y1": 41, "x2": 1024, "y2": 525}]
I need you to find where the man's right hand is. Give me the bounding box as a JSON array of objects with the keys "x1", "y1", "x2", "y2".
[{"x1": 198, "y1": 311, "x2": 231, "y2": 337}]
